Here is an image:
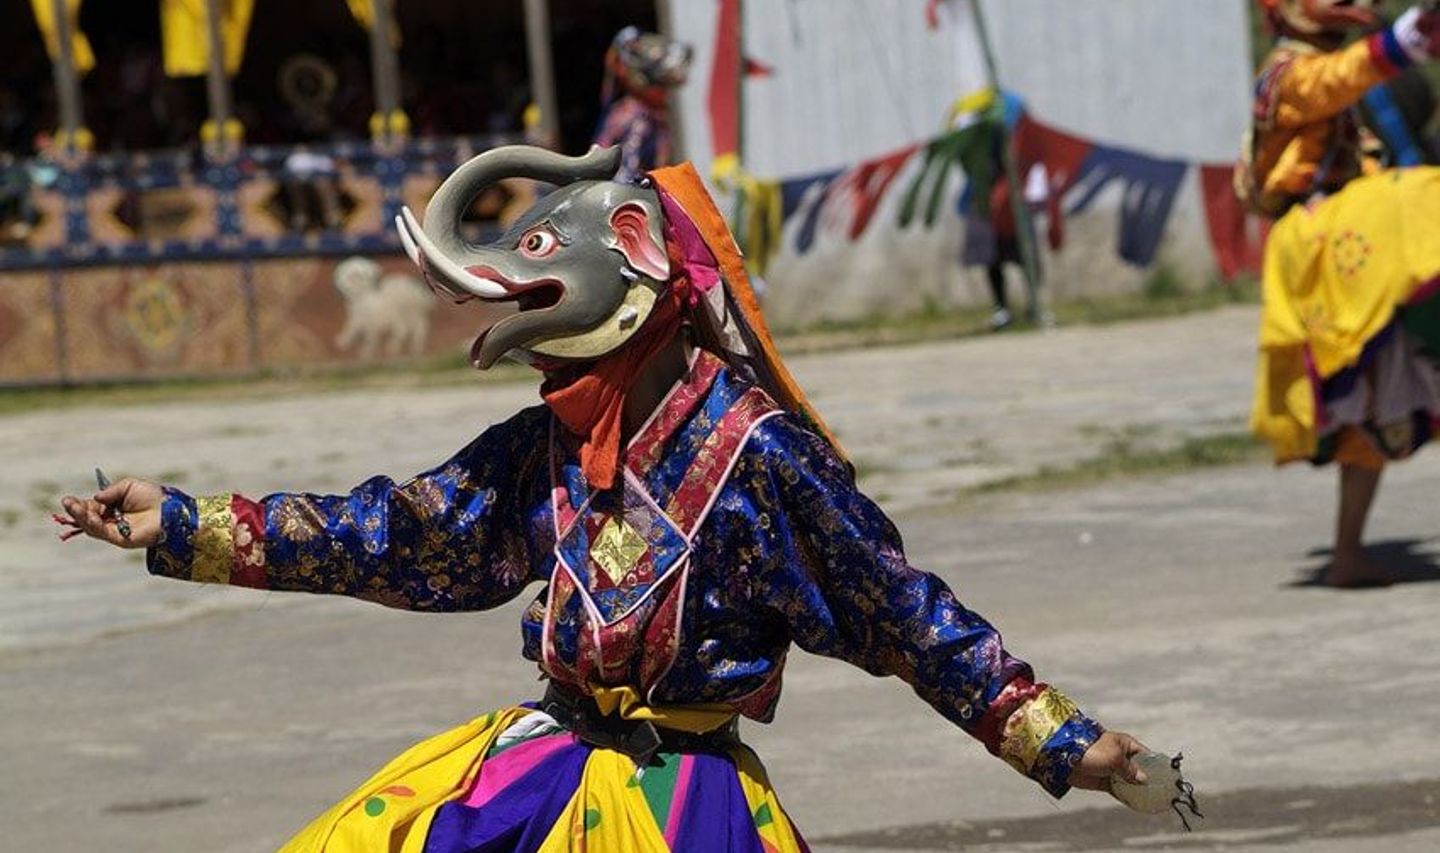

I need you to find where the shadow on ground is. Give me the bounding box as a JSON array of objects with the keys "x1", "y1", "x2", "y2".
[
  {"x1": 812, "y1": 777, "x2": 1440, "y2": 851},
  {"x1": 1288, "y1": 538, "x2": 1440, "y2": 588}
]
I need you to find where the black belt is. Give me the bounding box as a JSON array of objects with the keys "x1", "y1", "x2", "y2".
[{"x1": 541, "y1": 683, "x2": 740, "y2": 769}]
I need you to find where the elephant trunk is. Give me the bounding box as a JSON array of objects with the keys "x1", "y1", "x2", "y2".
[{"x1": 421, "y1": 145, "x2": 624, "y2": 258}]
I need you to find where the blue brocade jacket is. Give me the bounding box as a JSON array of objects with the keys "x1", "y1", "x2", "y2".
[{"x1": 148, "y1": 350, "x2": 1102, "y2": 797}]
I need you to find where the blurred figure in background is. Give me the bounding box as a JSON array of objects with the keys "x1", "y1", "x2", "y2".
[
  {"x1": 278, "y1": 54, "x2": 345, "y2": 231},
  {"x1": 985, "y1": 161, "x2": 1063, "y2": 330},
  {"x1": 592, "y1": 26, "x2": 692, "y2": 182},
  {"x1": 1242, "y1": 0, "x2": 1440, "y2": 587},
  {"x1": 1361, "y1": 65, "x2": 1440, "y2": 165},
  {"x1": 956, "y1": 90, "x2": 1063, "y2": 330},
  {"x1": 0, "y1": 152, "x2": 36, "y2": 242}
]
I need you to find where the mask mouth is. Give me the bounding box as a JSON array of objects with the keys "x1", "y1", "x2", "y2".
[
  {"x1": 441, "y1": 266, "x2": 578, "y2": 369},
  {"x1": 460, "y1": 266, "x2": 566, "y2": 312},
  {"x1": 412, "y1": 260, "x2": 565, "y2": 313},
  {"x1": 397, "y1": 207, "x2": 567, "y2": 311}
]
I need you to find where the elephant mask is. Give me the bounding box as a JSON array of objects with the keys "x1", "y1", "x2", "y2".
[{"x1": 395, "y1": 145, "x2": 672, "y2": 369}]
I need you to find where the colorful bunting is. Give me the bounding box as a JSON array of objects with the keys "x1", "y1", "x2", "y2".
[
  {"x1": 723, "y1": 105, "x2": 1264, "y2": 279},
  {"x1": 784, "y1": 169, "x2": 843, "y2": 254},
  {"x1": 1012, "y1": 116, "x2": 1093, "y2": 201},
  {"x1": 897, "y1": 123, "x2": 997, "y2": 229},
  {"x1": 707, "y1": 0, "x2": 743, "y2": 162},
  {"x1": 1066, "y1": 145, "x2": 1188, "y2": 267},
  {"x1": 743, "y1": 57, "x2": 775, "y2": 78},
  {"x1": 786, "y1": 144, "x2": 918, "y2": 258},
  {"x1": 731, "y1": 173, "x2": 785, "y2": 278},
  {"x1": 1199, "y1": 164, "x2": 1267, "y2": 281}
]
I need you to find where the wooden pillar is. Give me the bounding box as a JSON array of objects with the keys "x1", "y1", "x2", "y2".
[
  {"x1": 202, "y1": 0, "x2": 239, "y2": 154},
  {"x1": 522, "y1": 0, "x2": 561, "y2": 148},
  {"x1": 367, "y1": 0, "x2": 406, "y2": 142},
  {"x1": 48, "y1": 0, "x2": 87, "y2": 152},
  {"x1": 654, "y1": 0, "x2": 686, "y2": 161}
]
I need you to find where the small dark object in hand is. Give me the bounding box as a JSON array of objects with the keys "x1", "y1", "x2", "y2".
[{"x1": 95, "y1": 468, "x2": 133, "y2": 541}]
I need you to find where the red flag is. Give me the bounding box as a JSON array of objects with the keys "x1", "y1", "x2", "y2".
[
  {"x1": 926, "y1": 0, "x2": 942, "y2": 30},
  {"x1": 707, "y1": 0, "x2": 742, "y2": 159},
  {"x1": 1013, "y1": 115, "x2": 1093, "y2": 197},
  {"x1": 1199, "y1": 164, "x2": 1268, "y2": 281}
]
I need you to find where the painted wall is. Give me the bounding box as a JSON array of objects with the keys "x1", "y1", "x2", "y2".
[{"x1": 665, "y1": 0, "x2": 1255, "y2": 327}]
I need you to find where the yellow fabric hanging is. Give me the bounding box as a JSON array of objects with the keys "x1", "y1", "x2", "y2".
[
  {"x1": 160, "y1": 0, "x2": 255, "y2": 77},
  {"x1": 944, "y1": 86, "x2": 996, "y2": 128},
  {"x1": 707, "y1": 154, "x2": 783, "y2": 279},
  {"x1": 739, "y1": 176, "x2": 783, "y2": 278},
  {"x1": 345, "y1": 0, "x2": 401, "y2": 48},
  {"x1": 29, "y1": 0, "x2": 94, "y2": 75},
  {"x1": 345, "y1": 0, "x2": 372, "y2": 26}
]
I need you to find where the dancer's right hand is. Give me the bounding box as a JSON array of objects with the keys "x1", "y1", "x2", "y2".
[
  {"x1": 1396, "y1": 5, "x2": 1440, "y2": 61},
  {"x1": 58, "y1": 477, "x2": 164, "y2": 549}
]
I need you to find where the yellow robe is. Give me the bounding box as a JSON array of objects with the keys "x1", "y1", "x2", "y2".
[
  {"x1": 1250, "y1": 167, "x2": 1440, "y2": 462},
  {"x1": 1244, "y1": 38, "x2": 1394, "y2": 214}
]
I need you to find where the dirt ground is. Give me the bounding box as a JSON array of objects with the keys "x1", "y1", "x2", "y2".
[{"x1": 4, "y1": 305, "x2": 1439, "y2": 851}]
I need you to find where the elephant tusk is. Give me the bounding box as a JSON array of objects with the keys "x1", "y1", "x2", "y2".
[
  {"x1": 399, "y1": 207, "x2": 509, "y2": 299},
  {"x1": 395, "y1": 211, "x2": 421, "y2": 266}
]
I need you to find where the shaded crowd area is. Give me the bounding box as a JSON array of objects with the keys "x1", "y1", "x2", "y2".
[{"x1": 0, "y1": 0, "x2": 655, "y2": 155}]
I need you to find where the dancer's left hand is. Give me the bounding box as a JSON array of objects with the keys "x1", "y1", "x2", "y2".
[
  {"x1": 1069, "y1": 731, "x2": 1148, "y2": 793},
  {"x1": 57, "y1": 477, "x2": 164, "y2": 548}
]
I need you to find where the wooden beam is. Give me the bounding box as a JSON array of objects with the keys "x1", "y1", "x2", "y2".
[
  {"x1": 523, "y1": 0, "x2": 561, "y2": 148},
  {"x1": 48, "y1": 0, "x2": 85, "y2": 151}
]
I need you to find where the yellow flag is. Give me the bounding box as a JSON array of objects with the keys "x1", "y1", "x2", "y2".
[
  {"x1": 160, "y1": 0, "x2": 256, "y2": 77},
  {"x1": 346, "y1": 0, "x2": 373, "y2": 27},
  {"x1": 29, "y1": 0, "x2": 95, "y2": 75},
  {"x1": 345, "y1": 0, "x2": 401, "y2": 48}
]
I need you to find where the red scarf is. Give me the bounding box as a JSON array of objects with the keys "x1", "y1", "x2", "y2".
[{"x1": 541, "y1": 272, "x2": 689, "y2": 490}]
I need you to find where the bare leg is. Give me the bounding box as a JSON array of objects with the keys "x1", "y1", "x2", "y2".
[
  {"x1": 987, "y1": 263, "x2": 1012, "y2": 330},
  {"x1": 1325, "y1": 463, "x2": 1390, "y2": 587}
]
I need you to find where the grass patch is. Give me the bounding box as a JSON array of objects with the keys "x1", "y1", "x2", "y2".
[
  {"x1": 959, "y1": 430, "x2": 1265, "y2": 499},
  {"x1": 0, "y1": 354, "x2": 531, "y2": 418},
  {"x1": 778, "y1": 277, "x2": 1258, "y2": 355},
  {"x1": 778, "y1": 302, "x2": 995, "y2": 353},
  {"x1": 1051, "y1": 276, "x2": 1257, "y2": 328},
  {"x1": 1142, "y1": 264, "x2": 1186, "y2": 300}
]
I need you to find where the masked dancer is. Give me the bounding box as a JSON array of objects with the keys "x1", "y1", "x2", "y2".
[
  {"x1": 1242, "y1": 0, "x2": 1440, "y2": 587},
  {"x1": 61, "y1": 145, "x2": 1152, "y2": 851}
]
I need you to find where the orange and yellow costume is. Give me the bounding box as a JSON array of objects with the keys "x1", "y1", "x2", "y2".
[{"x1": 1245, "y1": 2, "x2": 1440, "y2": 468}]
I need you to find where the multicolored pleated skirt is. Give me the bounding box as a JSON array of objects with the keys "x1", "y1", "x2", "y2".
[{"x1": 279, "y1": 707, "x2": 809, "y2": 852}]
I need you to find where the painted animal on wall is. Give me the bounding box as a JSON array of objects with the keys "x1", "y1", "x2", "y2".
[{"x1": 332, "y1": 256, "x2": 434, "y2": 359}]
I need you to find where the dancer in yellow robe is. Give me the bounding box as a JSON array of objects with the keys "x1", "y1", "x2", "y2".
[{"x1": 1242, "y1": 0, "x2": 1440, "y2": 586}]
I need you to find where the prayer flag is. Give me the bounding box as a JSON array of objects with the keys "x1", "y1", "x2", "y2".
[
  {"x1": 29, "y1": 0, "x2": 94, "y2": 75},
  {"x1": 161, "y1": 0, "x2": 255, "y2": 78}
]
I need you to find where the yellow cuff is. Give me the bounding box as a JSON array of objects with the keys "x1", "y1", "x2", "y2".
[
  {"x1": 998, "y1": 687, "x2": 1080, "y2": 774},
  {"x1": 192, "y1": 494, "x2": 234, "y2": 585}
]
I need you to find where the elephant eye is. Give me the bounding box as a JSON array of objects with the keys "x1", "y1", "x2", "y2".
[{"x1": 519, "y1": 227, "x2": 559, "y2": 259}]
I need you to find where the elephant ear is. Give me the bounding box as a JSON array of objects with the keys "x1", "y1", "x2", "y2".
[{"x1": 608, "y1": 202, "x2": 670, "y2": 281}]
